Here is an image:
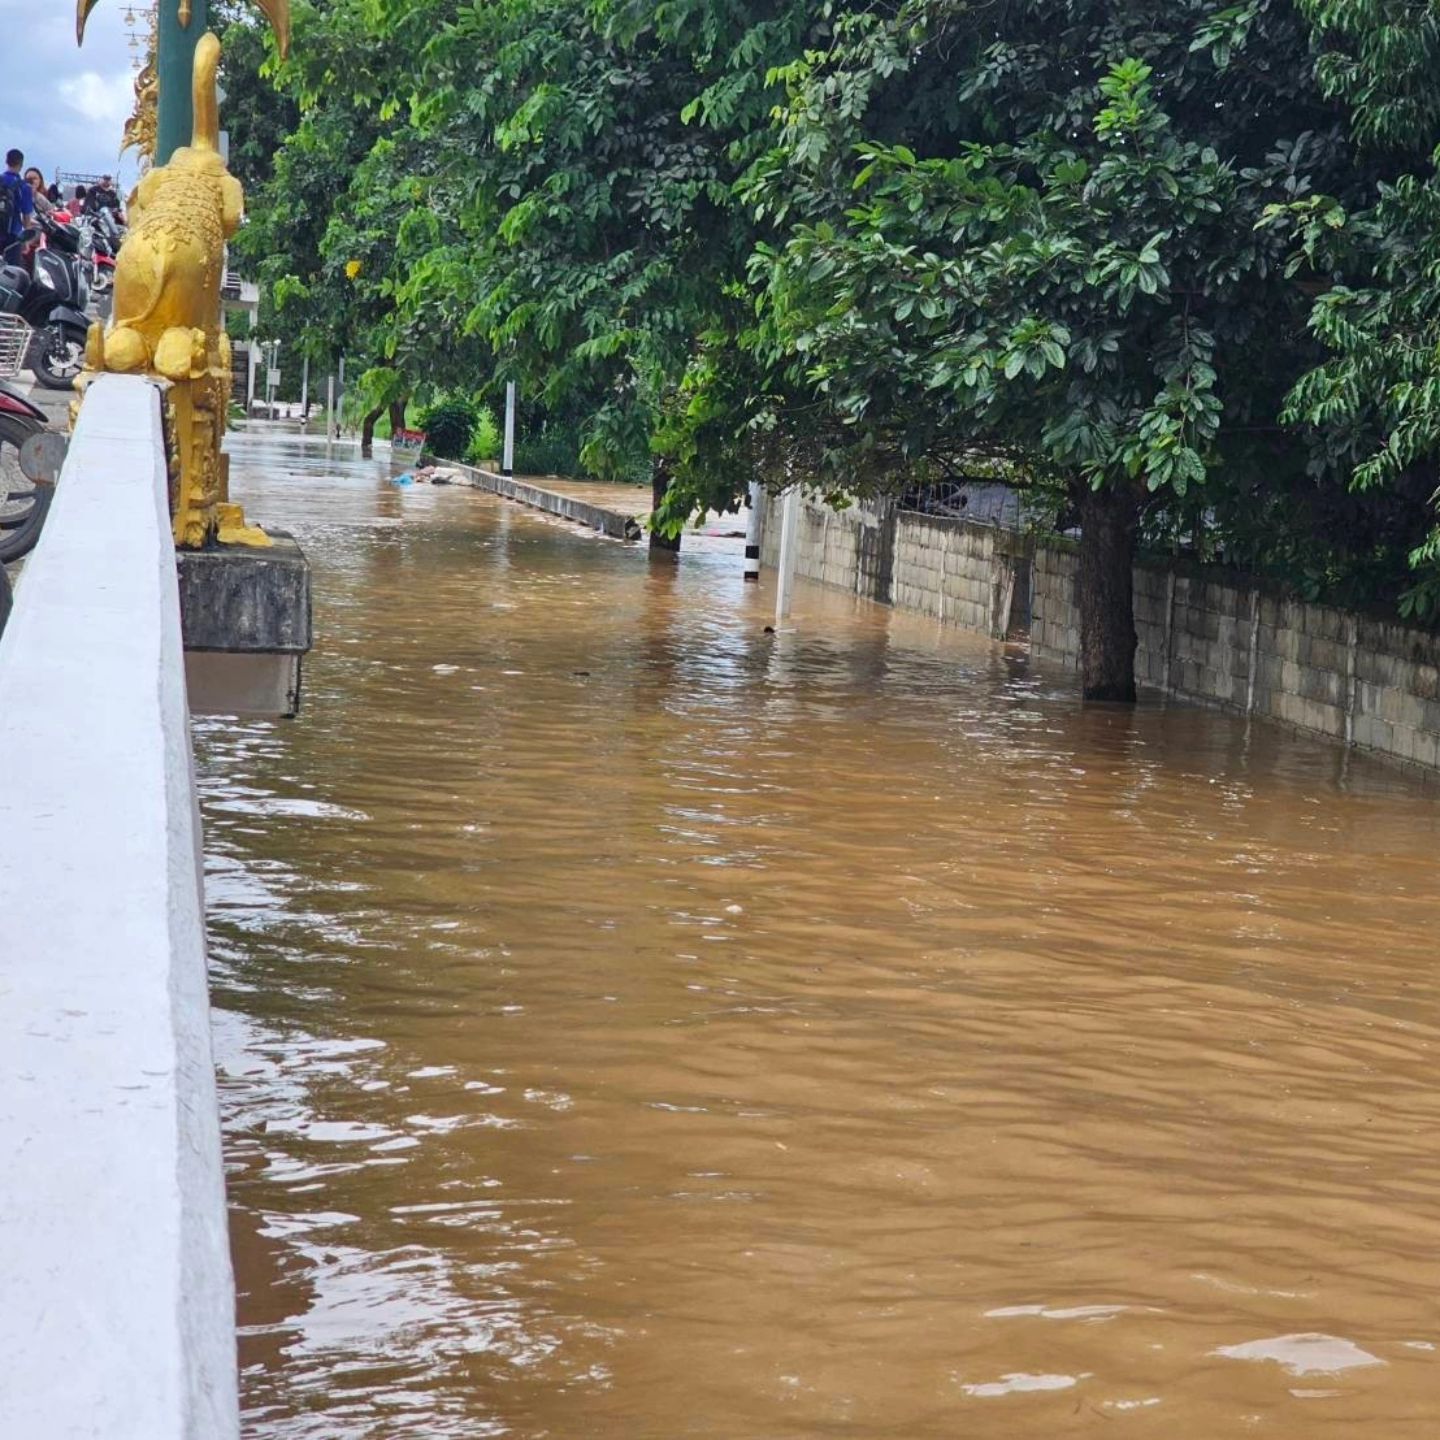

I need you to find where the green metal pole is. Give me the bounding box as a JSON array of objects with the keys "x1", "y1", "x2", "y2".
[{"x1": 155, "y1": 0, "x2": 208, "y2": 166}]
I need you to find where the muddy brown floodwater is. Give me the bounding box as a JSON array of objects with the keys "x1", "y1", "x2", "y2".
[{"x1": 200, "y1": 430, "x2": 1440, "y2": 1439}]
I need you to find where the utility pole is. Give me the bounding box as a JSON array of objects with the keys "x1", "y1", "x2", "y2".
[
  {"x1": 300, "y1": 355, "x2": 309, "y2": 421},
  {"x1": 503, "y1": 381, "x2": 517, "y2": 476},
  {"x1": 743, "y1": 481, "x2": 761, "y2": 582},
  {"x1": 775, "y1": 485, "x2": 800, "y2": 625}
]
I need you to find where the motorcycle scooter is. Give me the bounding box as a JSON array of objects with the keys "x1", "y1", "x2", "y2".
[
  {"x1": 0, "y1": 212, "x2": 91, "y2": 390},
  {"x1": 69, "y1": 207, "x2": 119, "y2": 297}
]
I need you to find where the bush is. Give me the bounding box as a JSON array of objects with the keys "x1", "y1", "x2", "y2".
[
  {"x1": 466, "y1": 408, "x2": 502, "y2": 466},
  {"x1": 417, "y1": 395, "x2": 478, "y2": 459}
]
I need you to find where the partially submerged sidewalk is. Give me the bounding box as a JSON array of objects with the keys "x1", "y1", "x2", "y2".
[
  {"x1": 446, "y1": 464, "x2": 742, "y2": 545},
  {"x1": 464, "y1": 467, "x2": 648, "y2": 540}
]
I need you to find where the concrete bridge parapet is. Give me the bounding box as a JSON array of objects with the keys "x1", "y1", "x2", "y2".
[{"x1": 0, "y1": 375, "x2": 239, "y2": 1437}]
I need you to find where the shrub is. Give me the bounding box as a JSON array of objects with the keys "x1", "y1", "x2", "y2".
[
  {"x1": 466, "y1": 408, "x2": 502, "y2": 466},
  {"x1": 417, "y1": 395, "x2": 478, "y2": 459}
]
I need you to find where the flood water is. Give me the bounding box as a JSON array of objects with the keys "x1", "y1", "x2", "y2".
[{"x1": 200, "y1": 430, "x2": 1440, "y2": 1438}]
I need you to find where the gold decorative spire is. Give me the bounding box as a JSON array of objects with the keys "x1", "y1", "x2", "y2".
[
  {"x1": 253, "y1": 0, "x2": 290, "y2": 57},
  {"x1": 75, "y1": 0, "x2": 101, "y2": 45}
]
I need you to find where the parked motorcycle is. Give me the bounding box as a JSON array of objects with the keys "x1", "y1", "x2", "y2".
[
  {"x1": 0, "y1": 212, "x2": 92, "y2": 390},
  {"x1": 74, "y1": 208, "x2": 121, "y2": 297}
]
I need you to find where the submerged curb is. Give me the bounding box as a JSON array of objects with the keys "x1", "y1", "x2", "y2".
[{"x1": 462, "y1": 466, "x2": 645, "y2": 542}]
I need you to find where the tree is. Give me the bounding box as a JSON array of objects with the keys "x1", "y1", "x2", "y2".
[
  {"x1": 740, "y1": 0, "x2": 1360, "y2": 699},
  {"x1": 374, "y1": 0, "x2": 822, "y2": 551},
  {"x1": 225, "y1": 0, "x2": 1439, "y2": 692},
  {"x1": 229, "y1": 0, "x2": 454, "y2": 441},
  {"x1": 1271, "y1": 0, "x2": 1440, "y2": 620}
]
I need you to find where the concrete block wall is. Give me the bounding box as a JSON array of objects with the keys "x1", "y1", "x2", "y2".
[
  {"x1": 1031, "y1": 544, "x2": 1080, "y2": 666},
  {"x1": 759, "y1": 493, "x2": 872, "y2": 595},
  {"x1": 1030, "y1": 548, "x2": 1440, "y2": 769},
  {"x1": 892, "y1": 513, "x2": 998, "y2": 631},
  {"x1": 762, "y1": 489, "x2": 1440, "y2": 770},
  {"x1": 758, "y1": 491, "x2": 1020, "y2": 635}
]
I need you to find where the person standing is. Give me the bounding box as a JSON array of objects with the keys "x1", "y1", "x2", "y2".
[
  {"x1": 88, "y1": 174, "x2": 121, "y2": 216},
  {"x1": 0, "y1": 149, "x2": 35, "y2": 266},
  {"x1": 22, "y1": 168, "x2": 54, "y2": 219}
]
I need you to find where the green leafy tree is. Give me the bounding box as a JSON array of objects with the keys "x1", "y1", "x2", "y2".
[
  {"x1": 738, "y1": 0, "x2": 1363, "y2": 698},
  {"x1": 230, "y1": 0, "x2": 453, "y2": 448},
  {"x1": 1272, "y1": 0, "x2": 1440, "y2": 619},
  {"x1": 373, "y1": 0, "x2": 820, "y2": 549}
]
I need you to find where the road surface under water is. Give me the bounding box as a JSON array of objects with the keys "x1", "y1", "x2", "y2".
[{"x1": 201, "y1": 429, "x2": 1440, "y2": 1438}]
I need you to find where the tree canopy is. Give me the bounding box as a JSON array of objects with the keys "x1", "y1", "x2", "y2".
[{"x1": 221, "y1": 0, "x2": 1440, "y2": 695}]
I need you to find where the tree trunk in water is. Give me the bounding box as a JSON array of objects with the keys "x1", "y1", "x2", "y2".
[
  {"x1": 1077, "y1": 484, "x2": 1139, "y2": 703},
  {"x1": 650, "y1": 460, "x2": 681, "y2": 555},
  {"x1": 389, "y1": 398, "x2": 407, "y2": 438},
  {"x1": 360, "y1": 405, "x2": 383, "y2": 459}
]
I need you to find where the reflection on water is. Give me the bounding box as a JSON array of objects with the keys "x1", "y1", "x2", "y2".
[{"x1": 201, "y1": 430, "x2": 1440, "y2": 1438}]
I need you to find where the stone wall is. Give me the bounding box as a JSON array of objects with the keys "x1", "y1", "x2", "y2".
[
  {"x1": 1000, "y1": 542, "x2": 1440, "y2": 768},
  {"x1": 758, "y1": 492, "x2": 1027, "y2": 637},
  {"x1": 761, "y1": 491, "x2": 1440, "y2": 770}
]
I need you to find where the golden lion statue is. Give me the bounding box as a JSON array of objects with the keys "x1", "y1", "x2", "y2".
[{"x1": 84, "y1": 30, "x2": 268, "y2": 547}]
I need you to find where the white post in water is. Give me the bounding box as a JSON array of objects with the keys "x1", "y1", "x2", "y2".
[
  {"x1": 266, "y1": 341, "x2": 279, "y2": 419},
  {"x1": 775, "y1": 484, "x2": 800, "y2": 624},
  {"x1": 503, "y1": 381, "x2": 517, "y2": 476},
  {"x1": 245, "y1": 338, "x2": 257, "y2": 415},
  {"x1": 336, "y1": 356, "x2": 347, "y2": 435},
  {"x1": 326, "y1": 374, "x2": 335, "y2": 440},
  {"x1": 300, "y1": 355, "x2": 309, "y2": 422},
  {"x1": 743, "y1": 480, "x2": 761, "y2": 583}
]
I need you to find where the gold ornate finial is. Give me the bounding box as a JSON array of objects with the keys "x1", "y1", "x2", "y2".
[
  {"x1": 80, "y1": 31, "x2": 271, "y2": 548},
  {"x1": 75, "y1": 0, "x2": 101, "y2": 45},
  {"x1": 122, "y1": 33, "x2": 159, "y2": 164},
  {"x1": 253, "y1": 0, "x2": 290, "y2": 58}
]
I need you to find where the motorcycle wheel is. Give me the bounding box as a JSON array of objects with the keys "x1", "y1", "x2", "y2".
[
  {"x1": 0, "y1": 414, "x2": 48, "y2": 564},
  {"x1": 92, "y1": 267, "x2": 114, "y2": 296},
  {"x1": 0, "y1": 480, "x2": 51, "y2": 564},
  {"x1": 30, "y1": 325, "x2": 87, "y2": 390},
  {"x1": 0, "y1": 413, "x2": 42, "y2": 501}
]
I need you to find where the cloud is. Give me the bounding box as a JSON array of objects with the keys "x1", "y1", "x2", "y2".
[
  {"x1": 58, "y1": 70, "x2": 136, "y2": 125},
  {"x1": 0, "y1": 0, "x2": 139, "y2": 185}
]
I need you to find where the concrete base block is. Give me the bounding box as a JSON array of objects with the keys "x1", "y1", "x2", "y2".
[{"x1": 176, "y1": 533, "x2": 312, "y2": 654}]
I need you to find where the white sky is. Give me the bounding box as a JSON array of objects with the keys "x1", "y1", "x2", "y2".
[{"x1": 0, "y1": 0, "x2": 142, "y2": 190}]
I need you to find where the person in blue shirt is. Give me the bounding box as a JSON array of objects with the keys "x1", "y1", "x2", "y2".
[{"x1": 1, "y1": 149, "x2": 36, "y2": 266}]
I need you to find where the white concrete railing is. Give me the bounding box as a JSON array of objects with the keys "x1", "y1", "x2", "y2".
[{"x1": 0, "y1": 376, "x2": 239, "y2": 1437}]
